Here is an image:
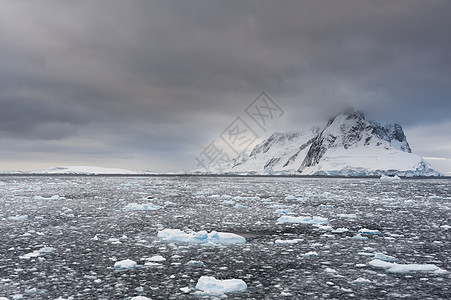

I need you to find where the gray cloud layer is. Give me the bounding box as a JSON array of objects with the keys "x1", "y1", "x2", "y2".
[{"x1": 1, "y1": 0, "x2": 450, "y2": 172}]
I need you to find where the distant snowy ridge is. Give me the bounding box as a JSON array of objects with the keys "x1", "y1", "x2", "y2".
[
  {"x1": 211, "y1": 110, "x2": 442, "y2": 177},
  {"x1": 33, "y1": 166, "x2": 145, "y2": 175}
]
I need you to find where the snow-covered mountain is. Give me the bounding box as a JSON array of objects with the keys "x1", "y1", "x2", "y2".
[
  {"x1": 33, "y1": 166, "x2": 144, "y2": 175},
  {"x1": 221, "y1": 110, "x2": 442, "y2": 176}
]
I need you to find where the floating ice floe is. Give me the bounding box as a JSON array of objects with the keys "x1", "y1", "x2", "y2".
[
  {"x1": 130, "y1": 297, "x2": 151, "y2": 300},
  {"x1": 19, "y1": 246, "x2": 56, "y2": 259},
  {"x1": 373, "y1": 252, "x2": 397, "y2": 262},
  {"x1": 337, "y1": 213, "x2": 357, "y2": 219},
  {"x1": 351, "y1": 233, "x2": 368, "y2": 240},
  {"x1": 440, "y1": 225, "x2": 451, "y2": 230},
  {"x1": 114, "y1": 259, "x2": 137, "y2": 269},
  {"x1": 123, "y1": 203, "x2": 163, "y2": 210},
  {"x1": 353, "y1": 278, "x2": 372, "y2": 284},
  {"x1": 331, "y1": 228, "x2": 349, "y2": 233},
  {"x1": 276, "y1": 215, "x2": 329, "y2": 225},
  {"x1": 33, "y1": 195, "x2": 66, "y2": 200},
  {"x1": 303, "y1": 251, "x2": 318, "y2": 258},
  {"x1": 275, "y1": 239, "x2": 303, "y2": 245},
  {"x1": 8, "y1": 215, "x2": 28, "y2": 221},
  {"x1": 157, "y1": 229, "x2": 246, "y2": 245},
  {"x1": 368, "y1": 259, "x2": 447, "y2": 274},
  {"x1": 358, "y1": 228, "x2": 381, "y2": 235},
  {"x1": 233, "y1": 195, "x2": 260, "y2": 201},
  {"x1": 145, "y1": 255, "x2": 166, "y2": 262},
  {"x1": 186, "y1": 260, "x2": 204, "y2": 267},
  {"x1": 195, "y1": 276, "x2": 247, "y2": 296}
]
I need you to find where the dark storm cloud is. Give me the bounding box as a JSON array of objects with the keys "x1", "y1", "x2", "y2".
[{"x1": 1, "y1": 0, "x2": 450, "y2": 171}]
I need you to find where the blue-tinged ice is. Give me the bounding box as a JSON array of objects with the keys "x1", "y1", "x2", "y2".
[
  {"x1": 123, "y1": 203, "x2": 163, "y2": 210},
  {"x1": 195, "y1": 276, "x2": 247, "y2": 295},
  {"x1": 157, "y1": 229, "x2": 246, "y2": 245}
]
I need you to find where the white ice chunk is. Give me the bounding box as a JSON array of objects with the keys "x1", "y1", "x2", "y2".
[
  {"x1": 353, "y1": 278, "x2": 372, "y2": 284},
  {"x1": 123, "y1": 203, "x2": 163, "y2": 210},
  {"x1": 337, "y1": 213, "x2": 357, "y2": 219},
  {"x1": 19, "y1": 246, "x2": 56, "y2": 259},
  {"x1": 276, "y1": 215, "x2": 329, "y2": 225},
  {"x1": 130, "y1": 297, "x2": 151, "y2": 300},
  {"x1": 157, "y1": 229, "x2": 246, "y2": 245},
  {"x1": 8, "y1": 215, "x2": 28, "y2": 221},
  {"x1": 359, "y1": 228, "x2": 381, "y2": 235},
  {"x1": 373, "y1": 253, "x2": 397, "y2": 262},
  {"x1": 316, "y1": 225, "x2": 333, "y2": 231},
  {"x1": 145, "y1": 255, "x2": 166, "y2": 262},
  {"x1": 351, "y1": 233, "x2": 368, "y2": 240},
  {"x1": 368, "y1": 259, "x2": 446, "y2": 274},
  {"x1": 303, "y1": 251, "x2": 318, "y2": 258},
  {"x1": 33, "y1": 195, "x2": 66, "y2": 200},
  {"x1": 186, "y1": 260, "x2": 204, "y2": 267},
  {"x1": 195, "y1": 276, "x2": 247, "y2": 295},
  {"x1": 275, "y1": 239, "x2": 303, "y2": 245},
  {"x1": 114, "y1": 259, "x2": 137, "y2": 269},
  {"x1": 332, "y1": 228, "x2": 349, "y2": 233}
]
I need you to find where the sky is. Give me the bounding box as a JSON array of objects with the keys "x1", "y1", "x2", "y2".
[{"x1": 1, "y1": 0, "x2": 450, "y2": 174}]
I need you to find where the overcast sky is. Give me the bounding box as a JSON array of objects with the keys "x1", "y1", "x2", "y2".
[{"x1": 1, "y1": 0, "x2": 450, "y2": 174}]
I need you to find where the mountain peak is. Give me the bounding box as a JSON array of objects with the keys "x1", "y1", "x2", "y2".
[{"x1": 218, "y1": 110, "x2": 441, "y2": 177}]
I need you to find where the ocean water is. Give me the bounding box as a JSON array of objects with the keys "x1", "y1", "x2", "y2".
[{"x1": 0, "y1": 176, "x2": 450, "y2": 299}]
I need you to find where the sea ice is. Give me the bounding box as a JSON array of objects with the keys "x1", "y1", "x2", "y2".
[
  {"x1": 130, "y1": 297, "x2": 151, "y2": 300},
  {"x1": 351, "y1": 233, "x2": 368, "y2": 240},
  {"x1": 19, "y1": 246, "x2": 56, "y2": 259},
  {"x1": 337, "y1": 213, "x2": 357, "y2": 219},
  {"x1": 123, "y1": 203, "x2": 163, "y2": 210},
  {"x1": 274, "y1": 208, "x2": 291, "y2": 214},
  {"x1": 275, "y1": 239, "x2": 303, "y2": 245},
  {"x1": 114, "y1": 259, "x2": 137, "y2": 269},
  {"x1": 157, "y1": 229, "x2": 246, "y2": 245},
  {"x1": 373, "y1": 253, "x2": 397, "y2": 262},
  {"x1": 353, "y1": 278, "x2": 372, "y2": 284},
  {"x1": 195, "y1": 276, "x2": 247, "y2": 295},
  {"x1": 145, "y1": 255, "x2": 166, "y2": 262},
  {"x1": 368, "y1": 259, "x2": 447, "y2": 274},
  {"x1": 303, "y1": 251, "x2": 318, "y2": 258},
  {"x1": 234, "y1": 203, "x2": 247, "y2": 209},
  {"x1": 186, "y1": 260, "x2": 204, "y2": 267},
  {"x1": 33, "y1": 195, "x2": 66, "y2": 200},
  {"x1": 7, "y1": 215, "x2": 28, "y2": 221},
  {"x1": 276, "y1": 215, "x2": 329, "y2": 225},
  {"x1": 359, "y1": 228, "x2": 381, "y2": 235},
  {"x1": 332, "y1": 228, "x2": 349, "y2": 233}
]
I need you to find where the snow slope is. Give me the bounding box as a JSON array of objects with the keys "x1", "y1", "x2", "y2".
[
  {"x1": 34, "y1": 166, "x2": 143, "y2": 175},
  {"x1": 220, "y1": 110, "x2": 441, "y2": 176}
]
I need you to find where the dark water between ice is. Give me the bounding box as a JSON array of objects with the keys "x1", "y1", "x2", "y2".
[{"x1": 0, "y1": 176, "x2": 450, "y2": 299}]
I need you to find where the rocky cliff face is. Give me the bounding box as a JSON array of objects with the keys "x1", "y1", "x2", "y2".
[{"x1": 223, "y1": 110, "x2": 441, "y2": 176}]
